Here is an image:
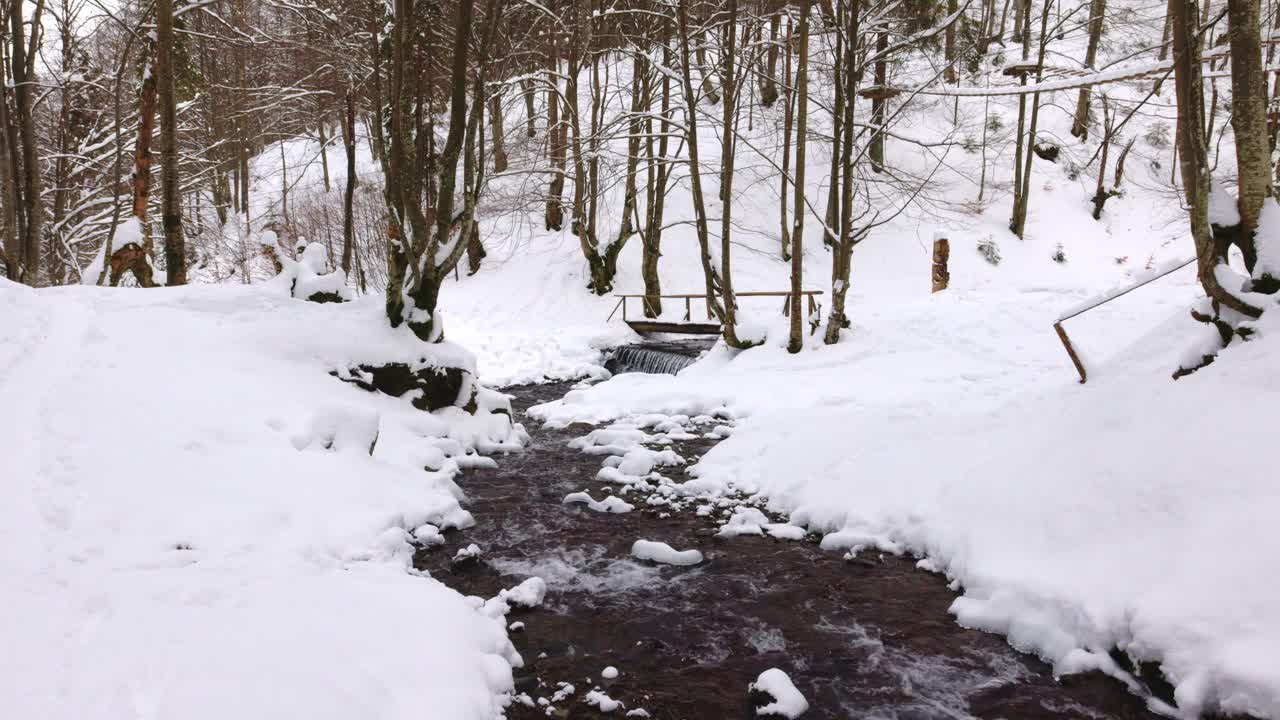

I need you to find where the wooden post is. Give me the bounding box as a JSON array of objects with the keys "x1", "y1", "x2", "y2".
[
  {"x1": 932, "y1": 235, "x2": 950, "y2": 293},
  {"x1": 1054, "y1": 321, "x2": 1088, "y2": 383},
  {"x1": 684, "y1": 297, "x2": 691, "y2": 321}
]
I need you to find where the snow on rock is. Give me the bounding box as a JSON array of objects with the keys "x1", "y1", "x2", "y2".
[
  {"x1": 750, "y1": 668, "x2": 809, "y2": 718},
  {"x1": 602, "y1": 666, "x2": 620, "y2": 680},
  {"x1": 569, "y1": 425, "x2": 656, "y2": 455},
  {"x1": 583, "y1": 689, "x2": 624, "y2": 712},
  {"x1": 563, "y1": 491, "x2": 636, "y2": 514},
  {"x1": 630, "y1": 540, "x2": 704, "y2": 566},
  {"x1": 0, "y1": 280, "x2": 524, "y2": 720},
  {"x1": 412, "y1": 523, "x2": 445, "y2": 546},
  {"x1": 454, "y1": 543, "x2": 484, "y2": 563},
  {"x1": 498, "y1": 577, "x2": 548, "y2": 610},
  {"x1": 718, "y1": 507, "x2": 770, "y2": 537}
]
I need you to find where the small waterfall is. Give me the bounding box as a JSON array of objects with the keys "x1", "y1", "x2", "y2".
[{"x1": 604, "y1": 340, "x2": 714, "y2": 375}]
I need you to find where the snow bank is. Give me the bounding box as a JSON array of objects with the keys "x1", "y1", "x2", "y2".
[
  {"x1": 0, "y1": 280, "x2": 525, "y2": 719},
  {"x1": 529, "y1": 281, "x2": 1280, "y2": 717}
]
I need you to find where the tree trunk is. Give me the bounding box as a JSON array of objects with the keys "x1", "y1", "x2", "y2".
[
  {"x1": 384, "y1": 0, "x2": 478, "y2": 341},
  {"x1": 677, "y1": 0, "x2": 726, "y2": 323},
  {"x1": 779, "y1": 18, "x2": 794, "y2": 260},
  {"x1": 1071, "y1": 0, "x2": 1106, "y2": 139},
  {"x1": 870, "y1": 30, "x2": 887, "y2": 173},
  {"x1": 761, "y1": 11, "x2": 780, "y2": 106},
  {"x1": 642, "y1": 32, "x2": 673, "y2": 318},
  {"x1": 789, "y1": 0, "x2": 811, "y2": 354},
  {"x1": 945, "y1": 0, "x2": 959, "y2": 84},
  {"x1": 112, "y1": 57, "x2": 158, "y2": 288},
  {"x1": 157, "y1": 0, "x2": 186, "y2": 285},
  {"x1": 522, "y1": 78, "x2": 537, "y2": 138},
  {"x1": 824, "y1": 25, "x2": 844, "y2": 249},
  {"x1": 1227, "y1": 0, "x2": 1272, "y2": 281},
  {"x1": 317, "y1": 120, "x2": 332, "y2": 193},
  {"x1": 11, "y1": 0, "x2": 44, "y2": 286},
  {"x1": 1169, "y1": 0, "x2": 1262, "y2": 318},
  {"x1": 0, "y1": 96, "x2": 17, "y2": 280},
  {"x1": 367, "y1": 0, "x2": 388, "y2": 170},
  {"x1": 545, "y1": 40, "x2": 565, "y2": 231},
  {"x1": 489, "y1": 90, "x2": 508, "y2": 173},
  {"x1": 825, "y1": 0, "x2": 860, "y2": 345},
  {"x1": 341, "y1": 89, "x2": 357, "y2": 276},
  {"x1": 1012, "y1": 1, "x2": 1050, "y2": 238},
  {"x1": 695, "y1": 28, "x2": 721, "y2": 104},
  {"x1": 718, "y1": 0, "x2": 749, "y2": 348}
]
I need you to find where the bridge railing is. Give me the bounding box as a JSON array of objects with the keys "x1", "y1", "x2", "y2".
[{"x1": 608, "y1": 291, "x2": 824, "y2": 324}]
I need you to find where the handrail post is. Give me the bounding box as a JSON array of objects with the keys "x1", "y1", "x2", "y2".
[{"x1": 1054, "y1": 321, "x2": 1087, "y2": 384}]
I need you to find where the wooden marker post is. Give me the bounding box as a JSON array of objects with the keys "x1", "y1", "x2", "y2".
[{"x1": 931, "y1": 235, "x2": 950, "y2": 293}]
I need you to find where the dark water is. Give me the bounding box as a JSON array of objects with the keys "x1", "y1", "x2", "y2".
[{"x1": 415, "y1": 381, "x2": 1162, "y2": 719}]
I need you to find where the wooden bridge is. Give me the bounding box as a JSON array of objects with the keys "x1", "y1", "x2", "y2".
[{"x1": 609, "y1": 291, "x2": 823, "y2": 336}]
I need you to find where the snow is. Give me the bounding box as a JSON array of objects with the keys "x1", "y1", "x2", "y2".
[
  {"x1": 751, "y1": 668, "x2": 809, "y2": 718},
  {"x1": 602, "y1": 666, "x2": 620, "y2": 680},
  {"x1": 1252, "y1": 197, "x2": 1280, "y2": 282},
  {"x1": 0, "y1": 279, "x2": 524, "y2": 720},
  {"x1": 42, "y1": 11, "x2": 1280, "y2": 717},
  {"x1": 1209, "y1": 183, "x2": 1242, "y2": 228},
  {"x1": 630, "y1": 540, "x2": 704, "y2": 566}
]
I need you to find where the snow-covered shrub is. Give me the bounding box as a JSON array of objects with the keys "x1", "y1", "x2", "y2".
[
  {"x1": 261, "y1": 230, "x2": 355, "y2": 303},
  {"x1": 977, "y1": 236, "x2": 1001, "y2": 265},
  {"x1": 1144, "y1": 122, "x2": 1170, "y2": 148}
]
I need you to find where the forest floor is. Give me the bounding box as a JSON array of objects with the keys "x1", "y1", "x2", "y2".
[{"x1": 418, "y1": 380, "x2": 1164, "y2": 720}]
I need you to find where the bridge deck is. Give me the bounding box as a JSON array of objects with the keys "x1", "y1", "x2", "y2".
[{"x1": 624, "y1": 320, "x2": 722, "y2": 336}]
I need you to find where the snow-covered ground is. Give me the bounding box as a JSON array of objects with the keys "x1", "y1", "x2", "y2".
[
  {"x1": 0, "y1": 278, "x2": 524, "y2": 719},
  {"x1": 15, "y1": 3, "x2": 1275, "y2": 716}
]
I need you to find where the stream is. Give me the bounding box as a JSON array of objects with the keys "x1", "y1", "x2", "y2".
[{"x1": 414, "y1": 380, "x2": 1163, "y2": 719}]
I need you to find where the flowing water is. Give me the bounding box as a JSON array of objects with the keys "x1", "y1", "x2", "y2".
[
  {"x1": 604, "y1": 339, "x2": 717, "y2": 375},
  {"x1": 415, "y1": 381, "x2": 1163, "y2": 719}
]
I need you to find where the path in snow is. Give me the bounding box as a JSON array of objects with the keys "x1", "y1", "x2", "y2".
[{"x1": 416, "y1": 381, "x2": 1162, "y2": 719}]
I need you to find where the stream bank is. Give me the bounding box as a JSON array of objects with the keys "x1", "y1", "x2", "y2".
[{"x1": 415, "y1": 381, "x2": 1162, "y2": 719}]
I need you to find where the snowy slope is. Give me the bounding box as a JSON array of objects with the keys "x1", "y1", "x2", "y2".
[{"x1": 0, "y1": 278, "x2": 523, "y2": 720}]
